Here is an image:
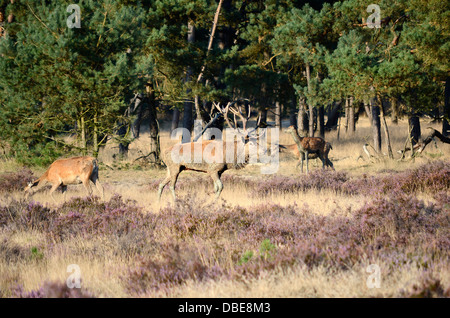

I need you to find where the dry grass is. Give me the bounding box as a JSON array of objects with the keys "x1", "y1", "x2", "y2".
[
  {"x1": 0, "y1": 117, "x2": 449, "y2": 298},
  {"x1": 167, "y1": 262, "x2": 450, "y2": 298}
]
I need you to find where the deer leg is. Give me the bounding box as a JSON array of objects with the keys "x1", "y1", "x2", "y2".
[
  {"x1": 327, "y1": 158, "x2": 335, "y2": 170},
  {"x1": 49, "y1": 183, "x2": 61, "y2": 203},
  {"x1": 61, "y1": 185, "x2": 68, "y2": 201},
  {"x1": 305, "y1": 151, "x2": 309, "y2": 173},
  {"x1": 319, "y1": 153, "x2": 326, "y2": 169},
  {"x1": 82, "y1": 179, "x2": 93, "y2": 197},
  {"x1": 90, "y1": 174, "x2": 105, "y2": 200},
  {"x1": 295, "y1": 158, "x2": 301, "y2": 171},
  {"x1": 168, "y1": 168, "x2": 181, "y2": 201},
  {"x1": 298, "y1": 153, "x2": 304, "y2": 173},
  {"x1": 210, "y1": 172, "x2": 223, "y2": 199},
  {"x1": 158, "y1": 168, "x2": 172, "y2": 201}
]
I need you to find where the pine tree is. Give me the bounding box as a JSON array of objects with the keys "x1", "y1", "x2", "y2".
[{"x1": 0, "y1": 0, "x2": 153, "y2": 164}]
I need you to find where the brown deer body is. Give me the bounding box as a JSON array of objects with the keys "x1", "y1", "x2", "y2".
[
  {"x1": 280, "y1": 142, "x2": 332, "y2": 165},
  {"x1": 24, "y1": 156, "x2": 104, "y2": 202},
  {"x1": 285, "y1": 126, "x2": 334, "y2": 173},
  {"x1": 158, "y1": 140, "x2": 249, "y2": 201}
]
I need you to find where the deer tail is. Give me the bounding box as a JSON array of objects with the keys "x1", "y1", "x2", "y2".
[{"x1": 28, "y1": 169, "x2": 48, "y2": 189}]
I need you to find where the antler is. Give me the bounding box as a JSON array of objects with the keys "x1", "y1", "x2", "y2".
[{"x1": 213, "y1": 101, "x2": 262, "y2": 140}]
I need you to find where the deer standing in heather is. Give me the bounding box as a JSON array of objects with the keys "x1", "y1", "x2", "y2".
[
  {"x1": 24, "y1": 156, "x2": 104, "y2": 202},
  {"x1": 285, "y1": 125, "x2": 334, "y2": 173},
  {"x1": 158, "y1": 102, "x2": 263, "y2": 201}
]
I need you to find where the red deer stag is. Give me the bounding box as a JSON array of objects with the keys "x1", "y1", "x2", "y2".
[
  {"x1": 285, "y1": 125, "x2": 334, "y2": 173},
  {"x1": 158, "y1": 102, "x2": 262, "y2": 201},
  {"x1": 24, "y1": 156, "x2": 104, "y2": 202}
]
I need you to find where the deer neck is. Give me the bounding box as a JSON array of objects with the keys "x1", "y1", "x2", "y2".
[{"x1": 289, "y1": 129, "x2": 303, "y2": 145}]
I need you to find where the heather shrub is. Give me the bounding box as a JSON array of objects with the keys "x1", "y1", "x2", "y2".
[
  {"x1": 112, "y1": 189, "x2": 450, "y2": 295},
  {"x1": 0, "y1": 168, "x2": 34, "y2": 193},
  {"x1": 250, "y1": 170, "x2": 349, "y2": 197},
  {"x1": 353, "y1": 194, "x2": 449, "y2": 254},
  {"x1": 13, "y1": 281, "x2": 94, "y2": 298},
  {"x1": 0, "y1": 239, "x2": 30, "y2": 263},
  {"x1": 341, "y1": 160, "x2": 450, "y2": 196},
  {"x1": 49, "y1": 194, "x2": 155, "y2": 242},
  {"x1": 399, "y1": 274, "x2": 450, "y2": 298},
  {"x1": 126, "y1": 243, "x2": 224, "y2": 295},
  {"x1": 0, "y1": 199, "x2": 57, "y2": 231}
]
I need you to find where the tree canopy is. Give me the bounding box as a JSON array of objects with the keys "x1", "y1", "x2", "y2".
[{"x1": 0, "y1": 0, "x2": 448, "y2": 165}]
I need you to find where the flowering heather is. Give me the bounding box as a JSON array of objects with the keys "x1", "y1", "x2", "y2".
[
  {"x1": 341, "y1": 160, "x2": 450, "y2": 196},
  {"x1": 250, "y1": 170, "x2": 349, "y2": 197},
  {"x1": 1, "y1": 160, "x2": 449, "y2": 297},
  {"x1": 48, "y1": 194, "x2": 154, "y2": 242},
  {"x1": 0, "y1": 195, "x2": 154, "y2": 243},
  {"x1": 13, "y1": 281, "x2": 94, "y2": 298},
  {"x1": 0, "y1": 168, "x2": 34, "y2": 192},
  {"x1": 123, "y1": 189, "x2": 449, "y2": 294},
  {"x1": 126, "y1": 243, "x2": 224, "y2": 295},
  {"x1": 0, "y1": 199, "x2": 56, "y2": 231},
  {"x1": 399, "y1": 274, "x2": 450, "y2": 298},
  {"x1": 248, "y1": 160, "x2": 450, "y2": 197}
]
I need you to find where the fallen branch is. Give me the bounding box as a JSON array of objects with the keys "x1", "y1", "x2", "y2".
[{"x1": 417, "y1": 127, "x2": 450, "y2": 153}]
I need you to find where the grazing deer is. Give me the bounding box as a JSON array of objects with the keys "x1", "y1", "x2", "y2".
[
  {"x1": 285, "y1": 125, "x2": 334, "y2": 173},
  {"x1": 158, "y1": 102, "x2": 262, "y2": 201},
  {"x1": 24, "y1": 156, "x2": 104, "y2": 202}
]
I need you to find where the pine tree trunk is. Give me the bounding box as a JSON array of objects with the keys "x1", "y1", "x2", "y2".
[
  {"x1": 391, "y1": 97, "x2": 398, "y2": 124},
  {"x1": 297, "y1": 97, "x2": 308, "y2": 135},
  {"x1": 275, "y1": 101, "x2": 281, "y2": 129},
  {"x1": 289, "y1": 98, "x2": 297, "y2": 127},
  {"x1": 318, "y1": 105, "x2": 325, "y2": 138},
  {"x1": 364, "y1": 99, "x2": 372, "y2": 124},
  {"x1": 443, "y1": 76, "x2": 450, "y2": 136},
  {"x1": 259, "y1": 109, "x2": 268, "y2": 129},
  {"x1": 194, "y1": 95, "x2": 203, "y2": 126},
  {"x1": 379, "y1": 98, "x2": 393, "y2": 158},
  {"x1": 305, "y1": 63, "x2": 314, "y2": 137},
  {"x1": 408, "y1": 115, "x2": 421, "y2": 145},
  {"x1": 371, "y1": 97, "x2": 382, "y2": 153},
  {"x1": 146, "y1": 83, "x2": 161, "y2": 164},
  {"x1": 325, "y1": 101, "x2": 341, "y2": 130},
  {"x1": 194, "y1": 0, "x2": 223, "y2": 128},
  {"x1": 131, "y1": 94, "x2": 144, "y2": 138},
  {"x1": 80, "y1": 115, "x2": 87, "y2": 154},
  {"x1": 171, "y1": 108, "x2": 180, "y2": 132},
  {"x1": 182, "y1": 22, "x2": 195, "y2": 141},
  {"x1": 344, "y1": 98, "x2": 349, "y2": 133},
  {"x1": 93, "y1": 112, "x2": 99, "y2": 157},
  {"x1": 348, "y1": 97, "x2": 355, "y2": 134}
]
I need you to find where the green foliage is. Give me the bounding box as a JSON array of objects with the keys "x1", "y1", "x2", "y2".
[
  {"x1": 0, "y1": 0, "x2": 153, "y2": 165},
  {"x1": 238, "y1": 250, "x2": 254, "y2": 265},
  {"x1": 30, "y1": 246, "x2": 44, "y2": 261},
  {"x1": 0, "y1": 0, "x2": 447, "y2": 165},
  {"x1": 238, "y1": 239, "x2": 277, "y2": 265},
  {"x1": 259, "y1": 238, "x2": 276, "y2": 260}
]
